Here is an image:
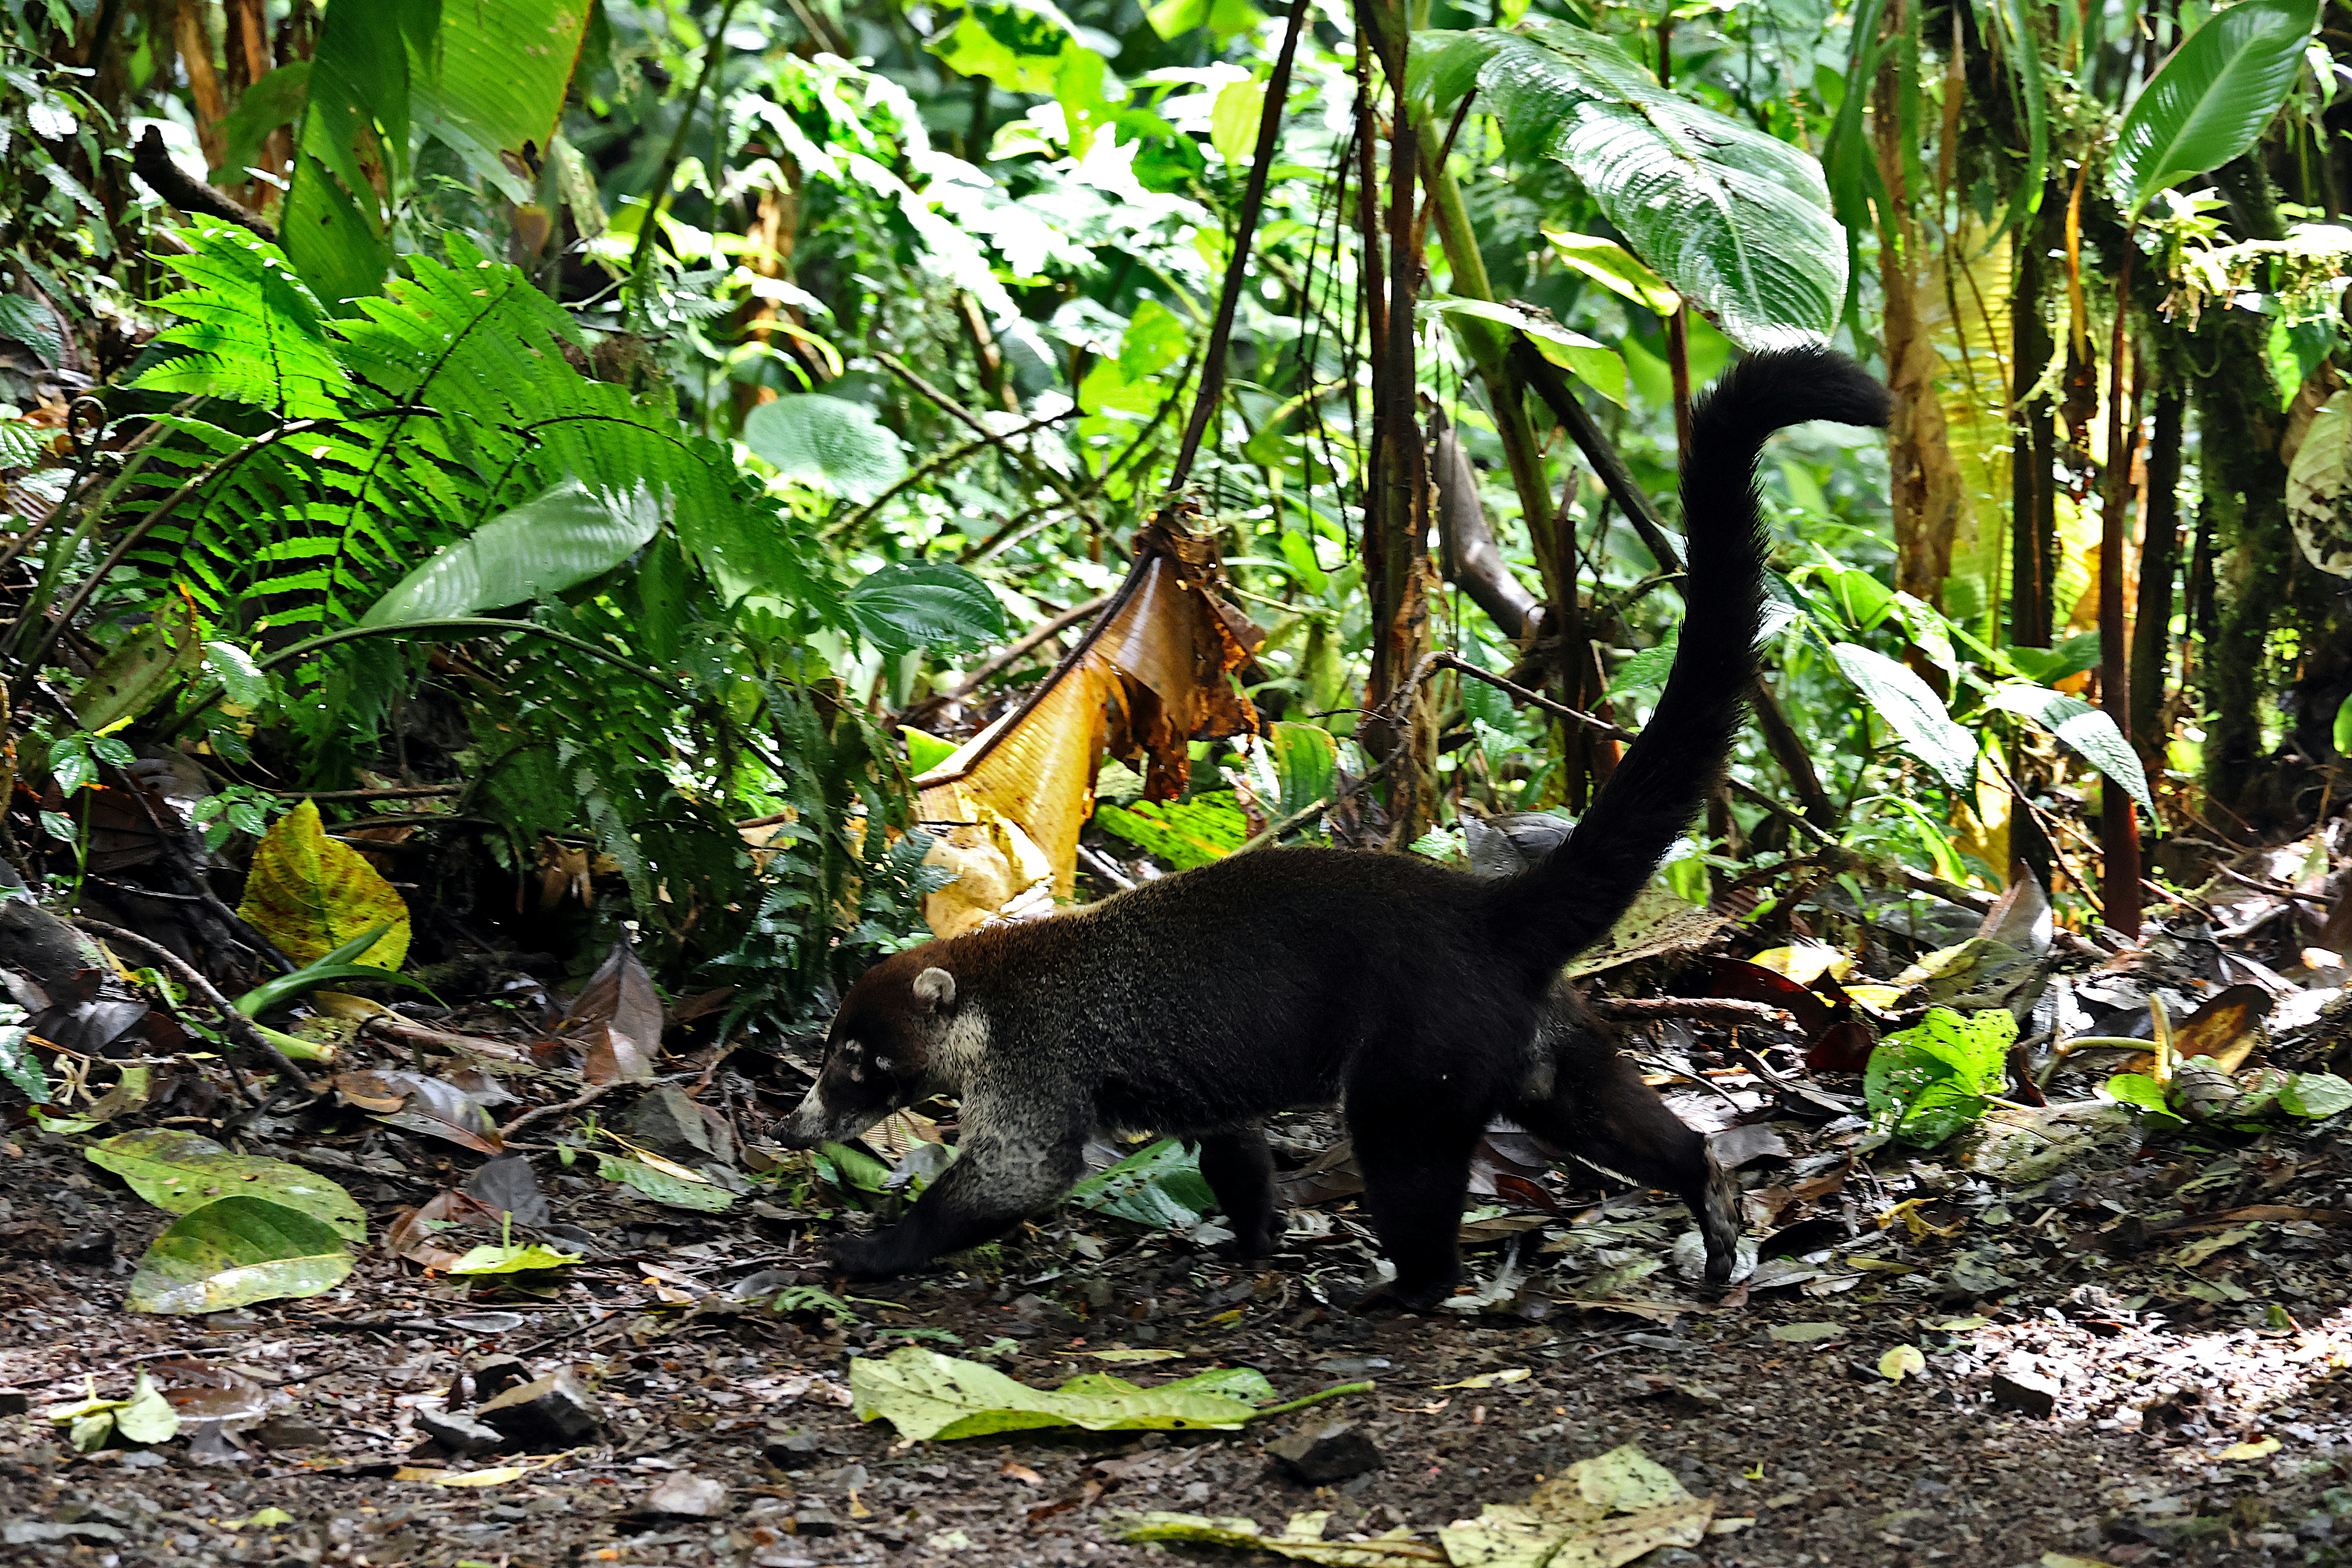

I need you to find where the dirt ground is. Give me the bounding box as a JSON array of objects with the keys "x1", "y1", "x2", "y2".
[{"x1": 3, "y1": 1077, "x2": 2352, "y2": 1568}]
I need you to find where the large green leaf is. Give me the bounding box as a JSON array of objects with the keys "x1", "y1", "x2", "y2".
[
  {"x1": 281, "y1": 0, "x2": 439, "y2": 308},
  {"x1": 86, "y1": 1129, "x2": 367, "y2": 1240},
  {"x1": 1981, "y1": 684, "x2": 2154, "y2": 813},
  {"x1": 411, "y1": 0, "x2": 594, "y2": 202},
  {"x1": 851, "y1": 1346, "x2": 1278, "y2": 1440},
  {"x1": 213, "y1": 61, "x2": 311, "y2": 182},
  {"x1": 1830, "y1": 644, "x2": 1976, "y2": 792},
  {"x1": 1071, "y1": 1138, "x2": 1218, "y2": 1228},
  {"x1": 1414, "y1": 23, "x2": 1846, "y2": 348},
  {"x1": 845, "y1": 562, "x2": 1007, "y2": 654},
  {"x1": 127, "y1": 1197, "x2": 355, "y2": 1314},
  {"x1": 360, "y1": 478, "x2": 661, "y2": 627},
  {"x1": 741, "y1": 394, "x2": 910, "y2": 503},
  {"x1": 2108, "y1": 0, "x2": 2319, "y2": 221}
]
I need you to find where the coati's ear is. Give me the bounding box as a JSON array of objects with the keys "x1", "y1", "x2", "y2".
[{"x1": 912, "y1": 967, "x2": 956, "y2": 1010}]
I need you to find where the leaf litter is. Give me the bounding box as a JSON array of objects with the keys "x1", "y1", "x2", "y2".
[{"x1": 15, "y1": 820, "x2": 2352, "y2": 1564}]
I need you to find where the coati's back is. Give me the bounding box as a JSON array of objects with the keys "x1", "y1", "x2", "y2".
[{"x1": 947, "y1": 845, "x2": 1520, "y2": 1125}]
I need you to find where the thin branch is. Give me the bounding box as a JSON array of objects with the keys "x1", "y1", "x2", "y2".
[
  {"x1": 936, "y1": 595, "x2": 1111, "y2": 702},
  {"x1": 626, "y1": 0, "x2": 747, "y2": 312},
  {"x1": 826, "y1": 407, "x2": 1080, "y2": 540},
  {"x1": 70, "y1": 916, "x2": 317, "y2": 1093}
]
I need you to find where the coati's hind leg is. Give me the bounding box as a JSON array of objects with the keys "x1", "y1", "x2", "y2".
[
  {"x1": 1196, "y1": 1126, "x2": 1280, "y2": 1259},
  {"x1": 1511, "y1": 1048, "x2": 1738, "y2": 1286},
  {"x1": 830, "y1": 1125, "x2": 1086, "y2": 1281}
]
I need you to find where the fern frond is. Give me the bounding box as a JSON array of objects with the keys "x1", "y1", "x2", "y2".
[{"x1": 128, "y1": 219, "x2": 352, "y2": 419}]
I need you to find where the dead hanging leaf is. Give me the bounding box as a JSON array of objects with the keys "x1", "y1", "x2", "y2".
[
  {"x1": 333, "y1": 1071, "x2": 503, "y2": 1154},
  {"x1": 558, "y1": 940, "x2": 662, "y2": 1085},
  {"x1": 235, "y1": 801, "x2": 411, "y2": 969},
  {"x1": 912, "y1": 518, "x2": 1261, "y2": 937}
]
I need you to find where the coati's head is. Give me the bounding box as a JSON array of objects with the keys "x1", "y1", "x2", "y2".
[{"x1": 776, "y1": 951, "x2": 964, "y2": 1148}]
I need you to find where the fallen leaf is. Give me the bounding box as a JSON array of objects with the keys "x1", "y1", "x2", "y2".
[
  {"x1": 334, "y1": 1071, "x2": 503, "y2": 1155},
  {"x1": 234, "y1": 801, "x2": 410, "y2": 968},
  {"x1": 126, "y1": 1198, "x2": 354, "y2": 1314},
  {"x1": 1121, "y1": 1511, "x2": 1441, "y2": 1565},
  {"x1": 1767, "y1": 1322, "x2": 1844, "y2": 1343},
  {"x1": 86, "y1": 1128, "x2": 365, "y2": 1239},
  {"x1": 2213, "y1": 1436, "x2": 2281, "y2": 1461},
  {"x1": 851, "y1": 1346, "x2": 1303, "y2": 1441},
  {"x1": 560, "y1": 939, "x2": 662, "y2": 1084},
  {"x1": 1435, "y1": 1369, "x2": 1532, "y2": 1391},
  {"x1": 1878, "y1": 1345, "x2": 1926, "y2": 1382}
]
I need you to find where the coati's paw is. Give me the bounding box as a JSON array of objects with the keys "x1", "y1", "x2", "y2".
[
  {"x1": 1341, "y1": 1273, "x2": 1459, "y2": 1315},
  {"x1": 827, "y1": 1232, "x2": 904, "y2": 1281},
  {"x1": 1211, "y1": 1220, "x2": 1280, "y2": 1261}
]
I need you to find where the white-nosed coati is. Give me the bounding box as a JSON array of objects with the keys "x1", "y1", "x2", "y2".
[{"x1": 779, "y1": 346, "x2": 1892, "y2": 1308}]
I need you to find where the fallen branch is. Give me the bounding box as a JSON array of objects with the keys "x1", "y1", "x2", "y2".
[
  {"x1": 1594, "y1": 998, "x2": 1795, "y2": 1027},
  {"x1": 70, "y1": 916, "x2": 317, "y2": 1093}
]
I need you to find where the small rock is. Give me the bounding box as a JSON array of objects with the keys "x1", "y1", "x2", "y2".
[
  {"x1": 1989, "y1": 1371, "x2": 2059, "y2": 1419},
  {"x1": 416, "y1": 1407, "x2": 508, "y2": 1456},
  {"x1": 625, "y1": 1086, "x2": 735, "y2": 1166},
  {"x1": 642, "y1": 1472, "x2": 726, "y2": 1518},
  {"x1": 466, "y1": 1354, "x2": 533, "y2": 1403},
  {"x1": 2, "y1": 1521, "x2": 127, "y2": 1545},
  {"x1": 762, "y1": 1431, "x2": 822, "y2": 1462},
  {"x1": 53, "y1": 1226, "x2": 114, "y2": 1265},
  {"x1": 248, "y1": 1416, "x2": 333, "y2": 1450},
  {"x1": 474, "y1": 1369, "x2": 606, "y2": 1450},
  {"x1": 1268, "y1": 1421, "x2": 1382, "y2": 1485},
  {"x1": 791, "y1": 1504, "x2": 838, "y2": 1537}
]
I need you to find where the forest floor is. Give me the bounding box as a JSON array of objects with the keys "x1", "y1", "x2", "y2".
[{"x1": 3, "y1": 1058, "x2": 2352, "y2": 1568}]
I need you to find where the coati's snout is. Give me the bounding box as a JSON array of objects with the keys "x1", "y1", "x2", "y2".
[{"x1": 776, "y1": 961, "x2": 956, "y2": 1148}]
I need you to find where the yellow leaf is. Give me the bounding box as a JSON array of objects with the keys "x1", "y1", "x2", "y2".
[
  {"x1": 2213, "y1": 1436, "x2": 2280, "y2": 1462},
  {"x1": 1434, "y1": 1368, "x2": 1532, "y2": 1391},
  {"x1": 234, "y1": 801, "x2": 411, "y2": 968},
  {"x1": 1878, "y1": 1345, "x2": 1926, "y2": 1381}
]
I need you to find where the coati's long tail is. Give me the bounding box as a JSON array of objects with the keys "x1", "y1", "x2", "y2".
[{"x1": 1485, "y1": 346, "x2": 1891, "y2": 970}]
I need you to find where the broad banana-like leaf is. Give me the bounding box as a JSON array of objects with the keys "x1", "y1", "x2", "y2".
[
  {"x1": 2108, "y1": 0, "x2": 2319, "y2": 221},
  {"x1": 410, "y1": 0, "x2": 596, "y2": 203},
  {"x1": 281, "y1": 0, "x2": 437, "y2": 309},
  {"x1": 359, "y1": 477, "x2": 660, "y2": 627},
  {"x1": 1414, "y1": 22, "x2": 1846, "y2": 348},
  {"x1": 284, "y1": 0, "x2": 594, "y2": 305}
]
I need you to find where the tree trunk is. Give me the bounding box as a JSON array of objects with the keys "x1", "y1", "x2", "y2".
[{"x1": 2196, "y1": 316, "x2": 2292, "y2": 831}]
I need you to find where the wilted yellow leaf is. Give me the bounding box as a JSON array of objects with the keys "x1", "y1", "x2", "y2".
[{"x1": 235, "y1": 801, "x2": 410, "y2": 968}]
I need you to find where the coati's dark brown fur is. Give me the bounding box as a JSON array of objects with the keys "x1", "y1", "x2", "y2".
[{"x1": 779, "y1": 347, "x2": 1892, "y2": 1308}]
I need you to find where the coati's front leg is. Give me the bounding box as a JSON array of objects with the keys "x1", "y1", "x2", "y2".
[
  {"x1": 1349, "y1": 1114, "x2": 1481, "y2": 1312},
  {"x1": 1196, "y1": 1126, "x2": 1280, "y2": 1259},
  {"x1": 830, "y1": 1127, "x2": 1086, "y2": 1280}
]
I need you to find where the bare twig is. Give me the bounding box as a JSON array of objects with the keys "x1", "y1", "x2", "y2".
[
  {"x1": 69, "y1": 916, "x2": 317, "y2": 1093},
  {"x1": 1593, "y1": 998, "x2": 1795, "y2": 1027},
  {"x1": 827, "y1": 407, "x2": 1080, "y2": 539},
  {"x1": 877, "y1": 352, "x2": 1094, "y2": 518},
  {"x1": 937, "y1": 594, "x2": 1112, "y2": 702},
  {"x1": 496, "y1": 1072, "x2": 694, "y2": 1140}
]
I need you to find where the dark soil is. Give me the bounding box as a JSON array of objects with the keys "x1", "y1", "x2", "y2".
[{"x1": 4, "y1": 1082, "x2": 2352, "y2": 1568}]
